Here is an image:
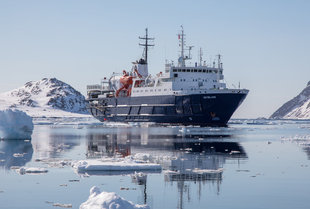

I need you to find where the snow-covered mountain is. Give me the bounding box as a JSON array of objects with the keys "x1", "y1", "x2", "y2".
[
  {"x1": 270, "y1": 81, "x2": 310, "y2": 119},
  {"x1": 0, "y1": 78, "x2": 89, "y2": 117}
]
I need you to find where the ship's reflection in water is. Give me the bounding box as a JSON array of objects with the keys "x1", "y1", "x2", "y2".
[{"x1": 86, "y1": 126, "x2": 247, "y2": 208}]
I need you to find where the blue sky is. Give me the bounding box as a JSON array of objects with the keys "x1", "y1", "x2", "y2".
[{"x1": 0, "y1": 0, "x2": 309, "y2": 118}]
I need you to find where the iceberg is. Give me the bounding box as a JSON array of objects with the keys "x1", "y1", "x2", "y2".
[
  {"x1": 79, "y1": 186, "x2": 149, "y2": 209},
  {"x1": 0, "y1": 109, "x2": 33, "y2": 140}
]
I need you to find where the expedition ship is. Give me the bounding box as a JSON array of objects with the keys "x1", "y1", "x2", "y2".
[{"x1": 86, "y1": 27, "x2": 249, "y2": 126}]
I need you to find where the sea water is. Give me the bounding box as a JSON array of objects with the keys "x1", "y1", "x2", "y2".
[{"x1": 0, "y1": 119, "x2": 310, "y2": 209}]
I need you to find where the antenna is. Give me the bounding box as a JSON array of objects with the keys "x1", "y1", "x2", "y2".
[
  {"x1": 178, "y1": 25, "x2": 185, "y2": 67},
  {"x1": 177, "y1": 26, "x2": 193, "y2": 67},
  {"x1": 217, "y1": 54, "x2": 222, "y2": 69},
  {"x1": 217, "y1": 54, "x2": 222, "y2": 82},
  {"x1": 139, "y1": 28, "x2": 154, "y2": 64},
  {"x1": 199, "y1": 48, "x2": 203, "y2": 66},
  {"x1": 188, "y1": 46, "x2": 194, "y2": 59}
]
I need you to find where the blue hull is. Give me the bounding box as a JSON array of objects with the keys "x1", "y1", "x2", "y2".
[{"x1": 87, "y1": 93, "x2": 247, "y2": 126}]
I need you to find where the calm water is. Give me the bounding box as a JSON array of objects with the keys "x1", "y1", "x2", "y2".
[{"x1": 1, "y1": 120, "x2": 310, "y2": 209}]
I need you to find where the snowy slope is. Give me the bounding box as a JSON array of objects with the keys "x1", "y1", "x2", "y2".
[
  {"x1": 0, "y1": 78, "x2": 89, "y2": 117},
  {"x1": 270, "y1": 81, "x2": 310, "y2": 119}
]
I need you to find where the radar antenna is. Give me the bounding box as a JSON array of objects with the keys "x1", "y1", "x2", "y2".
[{"x1": 139, "y1": 28, "x2": 154, "y2": 64}]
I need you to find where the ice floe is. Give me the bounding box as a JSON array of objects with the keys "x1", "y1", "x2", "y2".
[
  {"x1": 164, "y1": 168, "x2": 223, "y2": 181},
  {"x1": 17, "y1": 167, "x2": 48, "y2": 175},
  {"x1": 13, "y1": 153, "x2": 25, "y2": 157},
  {"x1": 79, "y1": 186, "x2": 150, "y2": 209},
  {"x1": 52, "y1": 203, "x2": 72, "y2": 208},
  {"x1": 0, "y1": 109, "x2": 33, "y2": 140},
  {"x1": 131, "y1": 172, "x2": 147, "y2": 185},
  {"x1": 72, "y1": 157, "x2": 161, "y2": 173}
]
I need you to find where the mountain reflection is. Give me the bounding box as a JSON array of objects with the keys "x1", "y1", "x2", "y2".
[
  {"x1": 303, "y1": 146, "x2": 310, "y2": 160},
  {"x1": 0, "y1": 140, "x2": 33, "y2": 170},
  {"x1": 31, "y1": 126, "x2": 81, "y2": 159}
]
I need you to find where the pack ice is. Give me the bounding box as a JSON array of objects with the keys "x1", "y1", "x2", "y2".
[
  {"x1": 0, "y1": 109, "x2": 34, "y2": 140},
  {"x1": 80, "y1": 186, "x2": 150, "y2": 209}
]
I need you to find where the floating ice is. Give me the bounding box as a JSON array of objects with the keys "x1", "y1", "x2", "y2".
[
  {"x1": 191, "y1": 168, "x2": 224, "y2": 174},
  {"x1": 52, "y1": 203, "x2": 72, "y2": 208},
  {"x1": 0, "y1": 109, "x2": 33, "y2": 140},
  {"x1": 79, "y1": 186, "x2": 150, "y2": 209},
  {"x1": 131, "y1": 172, "x2": 147, "y2": 185},
  {"x1": 13, "y1": 153, "x2": 25, "y2": 157},
  {"x1": 72, "y1": 157, "x2": 161, "y2": 173},
  {"x1": 17, "y1": 167, "x2": 48, "y2": 175}
]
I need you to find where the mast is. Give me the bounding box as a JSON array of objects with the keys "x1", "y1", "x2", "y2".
[
  {"x1": 181, "y1": 26, "x2": 184, "y2": 64},
  {"x1": 217, "y1": 54, "x2": 222, "y2": 83},
  {"x1": 139, "y1": 28, "x2": 154, "y2": 64},
  {"x1": 199, "y1": 48, "x2": 203, "y2": 66},
  {"x1": 178, "y1": 26, "x2": 193, "y2": 67}
]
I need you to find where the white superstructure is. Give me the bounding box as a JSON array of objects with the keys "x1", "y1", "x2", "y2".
[{"x1": 87, "y1": 26, "x2": 248, "y2": 99}]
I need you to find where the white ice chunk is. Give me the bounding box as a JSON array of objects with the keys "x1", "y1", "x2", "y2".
[
  {"x1": 0, "y1": 109, "x2": 33, "y2": 140},
  {"x1": 53, "y1": 203, "x2": 72, "y2": 208},
  {"x1": 131, "y1": 172, "x2": 147, "y2": 185},
  {"x1": 79, "y1": 186, "x2": 150, "y2": 209},
  {"x1": 13, "y1": 153, "x2": 25, "y2": 157},
  {"x1": 72, "y1": 158, "x2": 161, "y2": 172},
  {"x1": 191, "y1": 168, "x2": 224, "y2": 174}
]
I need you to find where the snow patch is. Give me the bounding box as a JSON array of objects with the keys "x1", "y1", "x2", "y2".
[
  {"x1": 79, "y1": 186, "x2": 150, "y2": 209},
  {"x1": 0, "y1": 109, "x2": 33, "y2": 140}
]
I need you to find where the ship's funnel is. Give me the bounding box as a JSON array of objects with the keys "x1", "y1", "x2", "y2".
[{"x1": 137, "y1": 64, "x2": 148, "y2": 78}]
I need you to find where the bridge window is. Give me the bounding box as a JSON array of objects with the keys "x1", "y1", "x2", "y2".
[
  {"x1": 198, "y1": 70, "x2": 202, "y2": 72},
  {"x1": 182, "y1": 69, "x2": 186, "y2": 72},
  {"x1": 203, "y1": 69, "x2": 206, "y2": 73},
  {"x1": 194, "y1": 69, "x2": 197, "y2": 72},
  {"x1": 178, "y1": 69, "x2": 182, "y2": 72},
  {"x1": 173, "y1": 69, "x2": 177, "y2": 72},
  {"x1": 174, "y1": 73, "x2": 178, "y2": 78},
  {"x1": 187, "y1": 69, "x2": 190, "y2": 72}
]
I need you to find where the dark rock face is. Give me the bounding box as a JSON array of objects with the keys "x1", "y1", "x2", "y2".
[
  {"x1": 8, "y1": 78, "x2": 88, "y2": 114},
  {"x1": 270, "y1": 81, "x2": 310, "y2": 119}
]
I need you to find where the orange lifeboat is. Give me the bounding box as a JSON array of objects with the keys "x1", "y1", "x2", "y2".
[{"x1": 116, "y1": 70, "x2": 134, "y2": 97}]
